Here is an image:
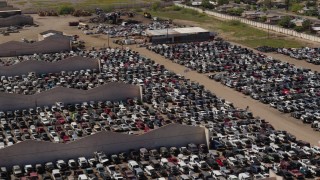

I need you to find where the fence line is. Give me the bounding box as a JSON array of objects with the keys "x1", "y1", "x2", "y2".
[{"x1": 175, "y1": 3, "x2": 320, "y2": 43}]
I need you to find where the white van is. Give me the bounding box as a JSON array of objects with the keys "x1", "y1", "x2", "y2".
[
  {"x1": 78, "y1": 174, "x2": 88, "y2": 180},
  {"x1": 128, "y1": 160, "x2": 139, "y2": 171}
]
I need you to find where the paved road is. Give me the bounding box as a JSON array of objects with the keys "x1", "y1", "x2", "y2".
[{"x1": 130, "y1": 46, "x2": 320, "y2": 145}]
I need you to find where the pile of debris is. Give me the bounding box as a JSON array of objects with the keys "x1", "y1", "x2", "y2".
[
  {"x1": 90, "y1": 11, "x2": 121, "y2": 24},
  {"x1": 72, "y1": 10, "x2": 92, "y2": 17},
  {"x1": 38, "y1": 10, "x2": 58, "y2": 16}
]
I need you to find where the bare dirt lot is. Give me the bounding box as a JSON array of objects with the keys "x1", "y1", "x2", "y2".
[{"x1": 1, "y1": 14, "x2": 320, "y2": 145}]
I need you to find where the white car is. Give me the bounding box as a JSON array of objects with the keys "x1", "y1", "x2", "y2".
[
  {"x1": 53, "y1": 136, "x2": 60, "y2": 143},
  {"x1": 144, "y1": 165, "x2": 155, "y2": 176},
  {"x1": 112, "y1": 173, "x2": 123, "y2": 180},
  {"x1": 311, "y1": 146, "x2": 320, "y2": 155}
]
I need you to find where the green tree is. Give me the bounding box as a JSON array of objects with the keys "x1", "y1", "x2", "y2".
[
  {"x1": 290, "y1": 3, "x2": 303, "y2": 12},
  {"x1": 218, "y1": 0, "x2": 229, "y2": 5},
  {"x1": 306, "y1": 0, "x2": 316, "y2": 7},
  {"x1": 278, "y1": 16, "x2": 295, "y2": 28},
  {"x1": 259, "y1": 16, "x2": 267, "y2": 22},
  {"x1": 294, "y1": 26, "x2": 304, "y2": 32},
  {"x1": 305, "y1": 9, "x2": 318, "y2": 16},
  {"x1": 302, "y1": 19, "x2": 312, "y2": 30},
  {"x1": 151, "y1": 1, "x2": 161, "y2": 11},
  {"x1": 251, "y1": 5, "x2": 257, "y2": 10},
  {"x1": 234, "y1": 0, "x2": 241, "y2": 4},
  {"x1": 202, "y1": 0, "x2": 214, "y2": 9},
  {"x1": 263, "y1": 0, "x2": 272, "y2": 9},
  {"x1": 226, "y1": 8, "x2": 244, "y2": 16}
]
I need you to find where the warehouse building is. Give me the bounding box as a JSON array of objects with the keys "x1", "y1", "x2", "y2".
[
  {"x1": 145, "y1": 27, "x2": 211, "y2": 44},
  {"x1": 0, "y1": 31, "x2": 72, "y2": 57},
  {"x1": 0, "y1": 1, "x2": 33, "y2": 27},
  {"x1": 0, "y1": 1, "x2": 21, "y2": 18}
]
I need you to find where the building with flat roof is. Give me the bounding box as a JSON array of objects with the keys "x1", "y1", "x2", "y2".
[
  {"x1": 145, "y1": 27, "x2": 211, "y2": 44},
  {"x1": 38, "y1": 30, "x2": 64, "y2": 41},
  {"x1": 0, "y1": 1, "x2": 21, "y2": 18}
]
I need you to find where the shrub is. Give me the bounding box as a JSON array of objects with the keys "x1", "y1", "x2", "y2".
[
  {"x1": 229, "y1": 20, "x2": 241, "y2": 26},
  {"x1": 151, "y1": 1, "x2": 161, "y2": 11},
  {"x1": 294, "y1": 26, "x2": 304, "y2": 32},
  {"x1": 58, "y1": 5, "x2": 75, "y2": 15},
  {"x1": 134, "y1": 8, "x2": 143, "y2": 12},
  {"x1": 202, "y1": 0, "x2": 214, "y2": 9},
  {"x1": 172, "y1": 5, "x2": 182, "y2": 11}
]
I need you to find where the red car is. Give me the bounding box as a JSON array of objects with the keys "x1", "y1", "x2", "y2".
[
  {"x1": 216, "y1": 158, "x2": 224, "y2": 167},
  {"x1": 136, "y1": 122, "x2": 145, "y2": 130},
  {"x1": 63, "y1": 135, "x2": 70, "y2": 143},
  {"x1": 168, "y1": 157, "x2": 178, "y2": 164},
  {"x1": 289, "y1": 169, "x2": 304, "y2": 179},
  {"x1": 58, "y1": 118, "x2": 66, "y2": 125},
  {"x1": 37, "y1": 127, "x2": 45, "y2": 133}
]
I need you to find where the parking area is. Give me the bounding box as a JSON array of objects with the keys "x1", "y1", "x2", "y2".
[
  {"x1": 256, "y1": 46, "x2": 320, "y2": 65},
  {"x1": 1, "y1": 9, "x2": 320, "y2": 180},
  {"x1": 147, "y1": 41, "x2": 320, "y2": 132},
  {"x1": 0, "y1": 46, "x2": 319, "y2": 179}
]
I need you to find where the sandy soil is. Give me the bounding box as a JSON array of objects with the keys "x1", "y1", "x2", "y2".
[{"x1": 1, "y1": 14, "x2": 320, "y2": 145}]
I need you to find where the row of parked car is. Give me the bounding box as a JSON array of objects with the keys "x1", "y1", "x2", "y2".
[
  {"x1": 276, "y1": 47, "x2": 320, "y2": 65},
  {"x1": 0, "y1": 51, "x2": 82, "y2": 67},
  {"x1": 0, "y1": 144, "x2": 240, "y2": 180},
  {"x1": 147, "y1": 41, "x2": 320, "y2": 131},
  {"x1": 255, "y1": 46, "x2": 320, "y2": 65},
  {"x1": 5, "y1": 138, "x2": 320, "y2": 180},
  {"x1": 1, "y1": 47, "x2": 320, "y2": 179},
  {"x1": 0, "y1": 98, "x2": 169, "y2": 148}
]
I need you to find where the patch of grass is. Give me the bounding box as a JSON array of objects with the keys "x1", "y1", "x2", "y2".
[
  {"x1": 149, "y1": 6, "x2": 210, "y2": 23},
  {"x1": 15, "y1": 1, "x2": 27, "y2": 6},
  {"x1": 19, "y1": 0, "x2": 152, "y2": 11},
  {"x1": 148, "y1": 6, "x2": 306, "y2": 48},
  {"x1": 239, "y1": 38, "x2": 303, "y2": 48},
  {"x1": 218, "y1": 20, "x2": 267, "y2": 38}
]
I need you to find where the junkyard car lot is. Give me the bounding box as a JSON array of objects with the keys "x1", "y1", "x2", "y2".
[
  {"x1": 1, "y1": 49, "x2": 320, "y2": 179},
  {"x1": 3, "y1": 132, "x2": 320, "y2": 180},
  {"x1": 277, "y1": 47, "x2": 320, "y2": 65},
  {"x1": 0, "y1": 99, "x2": 165, "y2": 147},
  {"x1": 84, "y1": 21, "x2": 172, "y2": 38},
  {"x1": 147, "y1": 41, "x2": 320, "y2": 131},
  {"x1": 256, "y1": 46, "x2": 320, "y2": 65}
]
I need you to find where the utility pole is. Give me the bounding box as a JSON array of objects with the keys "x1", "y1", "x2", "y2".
[
  {"x1": 166, "y1": 27, "x2": 169, "y2": 43},
  {"x1": 108, "y1": 26, "x2": 110, "y2": 48},
  {"x1": 268, "y1": 23, "x2": 270, "y2": 39}
]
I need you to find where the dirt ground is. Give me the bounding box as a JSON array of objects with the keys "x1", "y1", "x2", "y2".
[{"x1": 1, "y1": 14, "x2": 320, "y2": 145}]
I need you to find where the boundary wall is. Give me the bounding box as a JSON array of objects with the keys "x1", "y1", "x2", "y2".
[
  {"x1": 0, "y1": 37, "x2": 71, "y2": 57},
  {"x1": 175, "y1": 3, "x2": 320, "y2": 43},
  {"x1": 0, "y1": 124, "x2": 206, "y2": 167},
  {"x1": 0, "y1": 83, "x2": 141, "y2": 111},
  {"x1": 0, "y1": 56, "x2": 98, "y2": 76},
  {"x1": 0, "y1": 15, "x2": 33, "y2": 27}
]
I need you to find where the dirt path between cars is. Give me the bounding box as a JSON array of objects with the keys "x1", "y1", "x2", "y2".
[{"x1": 129, "y1": 46, "x2": 320, "y2": 146}]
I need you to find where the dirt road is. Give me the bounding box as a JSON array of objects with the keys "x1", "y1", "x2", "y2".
[{"x1": 129, "y1": 46, "x2": 320, "y2": 145}]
